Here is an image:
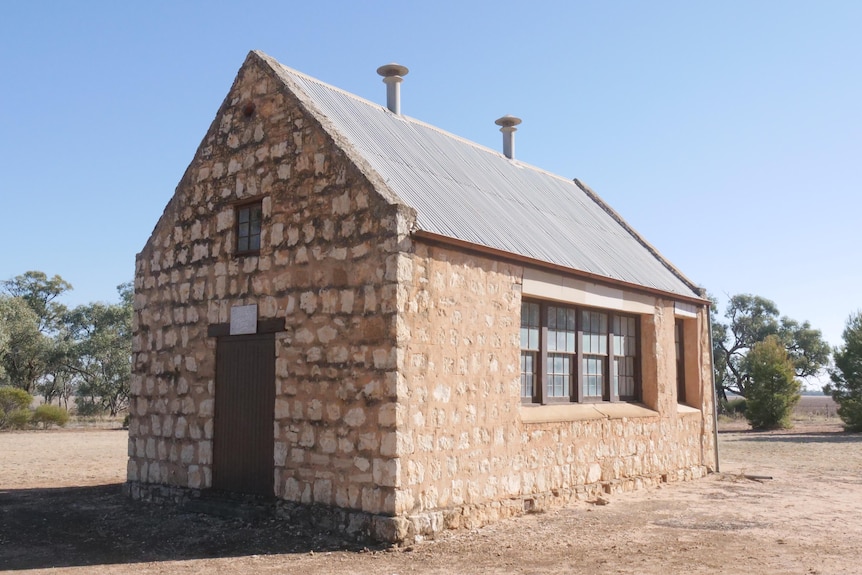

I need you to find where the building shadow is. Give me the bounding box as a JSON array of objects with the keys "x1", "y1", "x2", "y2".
[
  {"x1": 727, "y1": 430, "x2": 862, "y2": 444},
  {"x1": 0, "y1": 483, "x2": 383, "y2": 571}
]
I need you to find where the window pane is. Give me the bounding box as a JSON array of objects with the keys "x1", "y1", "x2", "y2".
[
  {"x1": 581, "y1": 310, "x2": 608, "y2": 354},
  {"x1": 249, "y1": 234, "x2": 261, "y2": 250},
  {"x1": 520, "y1": 302, "x2": 540, "y2": 351},
  {"x1": 548, "y1": 305, "x2": 576, "y2": 354},
  {"x1": 613, "y1": 316, "x2": 638, "y2": 399},
  {"x1": 583, "y1": 355, "x2": 604, "y2": 398},
  {"x1": 238, "y1": 208, "x2": 250, "y2": 223},
  {"x1": 546, "y1": 353, "x2": 572, "y2": 398},
  {"x1": 521, "y1": 351, "x2": 536, "y2": 399},
  {"x1": 238, "y1": 237, "x2": 248, "y2": 252}
]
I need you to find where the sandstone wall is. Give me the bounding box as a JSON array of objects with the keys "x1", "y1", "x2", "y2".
[
  {"x1": 398, "y1": 242, "x2": 715, "y2": 536},
  {"x1": 129, "y1": 53, "x2": 409, "y2": 516}
]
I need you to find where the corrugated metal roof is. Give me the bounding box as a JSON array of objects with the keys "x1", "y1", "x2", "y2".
[{"x1": 263, "y1": 54, "x2": 700, "y2": 299}]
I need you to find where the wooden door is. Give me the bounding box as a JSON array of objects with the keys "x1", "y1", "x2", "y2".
[{"x1": 212, "y1": 333, "x2": 275, "y2": 497}]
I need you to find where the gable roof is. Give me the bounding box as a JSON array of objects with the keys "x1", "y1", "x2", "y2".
[{"x1": 256, "y1": 52, "x2": 703, "y2": 301}]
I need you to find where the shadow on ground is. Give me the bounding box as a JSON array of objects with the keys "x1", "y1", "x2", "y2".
[
  {"x1": 0, "y1": 484, "x2": 381, "y2": 570},
  {"x1": 725, "y1": 430, "x2": 862, "y2": 444}
]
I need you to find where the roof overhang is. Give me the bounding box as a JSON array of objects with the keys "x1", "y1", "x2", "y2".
[{"x1": 413, "y1": 230, "x2": 710, "y2": 307}]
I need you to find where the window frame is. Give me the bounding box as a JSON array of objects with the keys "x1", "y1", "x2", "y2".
[
  {"x1": 675, "y1": 318, "x2": 685, "y2": 403},
  {"x1": 235, "y1": 200, "x2": 263, "y2": 256},
  {"x1": 520, "y1": 298, "x2": 641, "y2": 405}
]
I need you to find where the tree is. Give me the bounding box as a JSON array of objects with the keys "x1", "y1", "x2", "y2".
[
  {"x1": 713, "y1": 294, "x2": 829, "y2": 399},
  {"x1": 64, "y1": 283, "x2": 133, "y2": 416},
  {"x1": 0, "y1": 272, "x2": 73, "y2": 394},
  {"x1": 0, "y1": 296, "x2": 53, "y2": 393},
  {"x1": 1, "y1": 271, "x2": 72, "y2": 333},
  {"x1": 824, "y1": 311, "x2": 862, "y2": 431},
  {"x1": 743, "y1": 335, "x2": 800, "y2": 429}
]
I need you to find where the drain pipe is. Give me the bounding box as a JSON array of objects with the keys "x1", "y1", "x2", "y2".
[{"x1": 706, "y1": 300, "x2": 720, "y2": 473}]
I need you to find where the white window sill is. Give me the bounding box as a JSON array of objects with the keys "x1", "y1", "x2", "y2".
[
  {"x1": 520, "y1": 402, "x2": 659, "y2": 424},
  {"x1": 677, "y1": 403, "x2": 702, "y2": 415}
]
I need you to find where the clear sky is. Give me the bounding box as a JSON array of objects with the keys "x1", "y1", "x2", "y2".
[{"x1": 1, "y1": 1, "x2": 860, "y2": 354}]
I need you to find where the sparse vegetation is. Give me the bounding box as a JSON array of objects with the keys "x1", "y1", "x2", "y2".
[
  {"x1": 0, "y1": 387, "x2": 33, "y2": 429},
  {"x1": 711, "y1": 294, "x2": 829, "y2": 401},
  {"x1": 0, "y1": 271, "x2": 132, "y2": 415},
  {"x1": 824, "y1": 311, "x2": 862, "y2": 431},
  {"x1": 743, "y1": 335, "x2": 800, "y2": 429},
  {"x1": 720, "y1": 397, "x2": 747, "y2": 416},
  {"x1": 32, "y1": 404, "x2": 70, "y2": 429}
]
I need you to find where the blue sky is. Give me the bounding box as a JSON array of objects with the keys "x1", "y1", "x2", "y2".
[{"x1": 1, "y1": 1, "x2": 860, "y2": 355}]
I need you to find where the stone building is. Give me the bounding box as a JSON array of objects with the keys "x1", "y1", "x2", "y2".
[{"x1": 127, "y1": 50, "x2": 717, "y2": 543}]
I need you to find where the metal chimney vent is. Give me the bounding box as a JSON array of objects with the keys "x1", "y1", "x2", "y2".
[
  {"x1": 376, "y1": 63, "x2": 409, "y2": 115},
  {"x1": 495, "y1": 115, "x2": 522, "y2": 159}
]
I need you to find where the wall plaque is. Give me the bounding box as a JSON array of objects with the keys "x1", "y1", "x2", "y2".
[{"x1": 230, "y1": 304, "x2": 258, "y2": 335}]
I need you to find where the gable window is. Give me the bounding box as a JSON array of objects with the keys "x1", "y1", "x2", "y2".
[
  {"x1": 236, "y1": 201, "x2": 262, "y2": 254},
  {"x1": 520, "y1": 300, "x2": 640, "y2": 404}
]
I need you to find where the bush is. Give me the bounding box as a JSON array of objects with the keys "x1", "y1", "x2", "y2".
[
  {"x1": 0, "y1": 387, "x2": 33, "y2": 430},
  {"x1": 724, "y1": 397, "x2": 747, "y2": 415},
  {"x1": 824, "y1": 311, "x2": 862, "y2": 431},
  {"x1": 744, "y1": 336, "x2": 800, "y2": 429},
  {"x1": 32, "y1": 404, "x2": 70, "y2": 429},
  {"x1": 74, "y1": 399, "x2": 105, "y2": 417}
]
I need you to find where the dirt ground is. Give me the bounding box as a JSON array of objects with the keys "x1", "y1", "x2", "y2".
[{"x1": 2, "y1": 411, "x2": 861, "y2": 574}]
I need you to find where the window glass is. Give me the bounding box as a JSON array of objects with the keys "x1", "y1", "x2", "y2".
[
  {"x1": 547, "y1": 306, "x2": 576, "y2": 353},
  {"x1": 519, "y1": 302, "x2": 639, "y2": 404},
  {"x1": 236, "y1": 202, "x2": 263, "y2": 253},
  {"x1": 520, "y1": 302, "x2": 540, "y2": 350},
  {"x1": 583, "y1": 356, "x2": 604, "y2": 398},
  {"x1": 521, "y1": 351, "x2": 536, "y2": 399},
  {"x1": 581, "y1": 310, "x2": 608, "y2": 355},
  {"x1": 546, "y1": 353, "x2": 571, "y2": 398}
]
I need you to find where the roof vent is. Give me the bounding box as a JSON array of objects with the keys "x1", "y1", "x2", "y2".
[
  {"x1": 376, "y1": 63, "x2": 409, "y2": 115},
  {"x1": 495, "y1": 115, "x2": 522, "y2": 159}
]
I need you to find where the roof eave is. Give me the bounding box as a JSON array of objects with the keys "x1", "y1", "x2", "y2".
[{"x1": 413, "y1": 230, "x2": 710, "y2": 306}]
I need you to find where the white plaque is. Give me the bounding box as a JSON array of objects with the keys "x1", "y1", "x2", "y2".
[{"x1": 230, "y1": 304, "x2": 258, "y2": 335}]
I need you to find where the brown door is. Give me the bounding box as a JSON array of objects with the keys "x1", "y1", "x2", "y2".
[{"x1": 212, "y1": 333, "x2": 275, "y2": 497}]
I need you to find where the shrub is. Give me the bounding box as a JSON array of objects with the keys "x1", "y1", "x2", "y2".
[
  {"x1": 744, "y1": 335, "x2": 800, "y2": 429},
  {"x1": 32, "y1": 404, "x2": 70, "y2": 429},
  {"x1": 824, "y1": 312, "x2": 862, "y2": 432},
  {"x1": 725, "y1": 398, "x2": 747, "y2": 415},
  {"x1": 0, "y1": 387, "x2": 33, "y2": 430},
  {"x1": 74, "y1": 399, "x2": 105, "y2": 417}
]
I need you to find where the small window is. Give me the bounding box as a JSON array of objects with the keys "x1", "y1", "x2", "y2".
[
  {"x1": 236, "y1": 201, "x2": 262, "y2": 254},
  {"x1": 675, "y1": 319, "x2": 685, "y2": 403}
]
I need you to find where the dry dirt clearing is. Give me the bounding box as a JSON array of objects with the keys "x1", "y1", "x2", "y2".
[{"x1": 1, "y1": 418, "x2": 861, "y2": 575}]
